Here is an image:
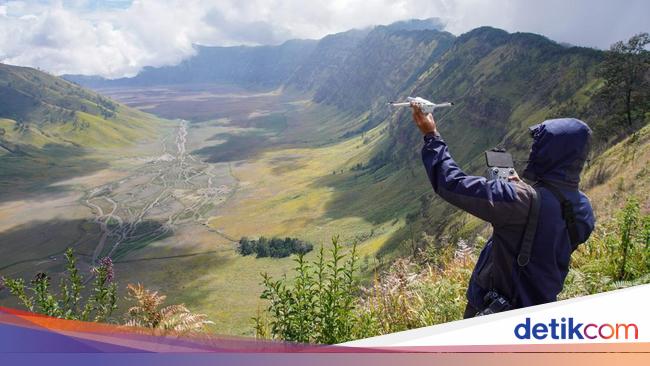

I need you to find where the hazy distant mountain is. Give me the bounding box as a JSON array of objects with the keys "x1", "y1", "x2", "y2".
[
  {"x1": 63, "y1": 18, "x2": 447, "y2": 92},
  {"x1": 65, "y1": 39, "x2": 318, "y2": 88},
  {"x1": 383, "y1": 17, "x2": 445, "y2": 32},
  {"x1": 284, "y1": 17, "x2": 446, "y2": 93}
]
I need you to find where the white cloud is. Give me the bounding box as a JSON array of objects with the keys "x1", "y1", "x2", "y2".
[
  {"x1": 439, "y1": 0, "x2": 649, "y2": 49},
  {"x1": 0, "y1": 0, "x2": 647, "y2": 78},
  {"x1": 0, "y1": 1, "x2": 219, "y2": 78}
]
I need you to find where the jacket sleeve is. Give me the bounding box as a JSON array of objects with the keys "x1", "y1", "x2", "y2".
[{"x1": 421, "y1": 133, "x2": 531, "y2": 226}]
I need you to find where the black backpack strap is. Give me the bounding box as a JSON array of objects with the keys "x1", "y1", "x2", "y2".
[
  {"x1": 540, "y1": 181, "x2": 580, "y2": 247},
  {"x1": 517, "y1": 186, "x2": 540, "y2": 267}
]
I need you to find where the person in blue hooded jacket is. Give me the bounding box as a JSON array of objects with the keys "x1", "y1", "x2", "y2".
[{"x1": 411, "y1": 104, "x2": 595, "y2": 317}]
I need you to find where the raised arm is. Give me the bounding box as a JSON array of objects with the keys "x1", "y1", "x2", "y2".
[{"x1": 411, "y1": 105, "x2": 530, "y2": 226}]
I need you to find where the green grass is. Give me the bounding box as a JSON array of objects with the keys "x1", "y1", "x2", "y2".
[{"x1": 98, "y1": 110, "x2": 416, "y2": 335}]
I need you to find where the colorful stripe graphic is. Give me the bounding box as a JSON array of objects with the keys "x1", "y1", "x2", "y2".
[
  {"x1": 2, "y1": 286, "x2": 650, "y2": 365},
  {"x1": 2, "y1": 306, "x2": 650, "y2": 353}
]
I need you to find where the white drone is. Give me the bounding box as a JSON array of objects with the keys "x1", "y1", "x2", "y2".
[{"x1": 390, "y1": 97, "x2": 453, "y2": 114}]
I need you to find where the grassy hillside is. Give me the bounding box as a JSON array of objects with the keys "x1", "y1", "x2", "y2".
[
  {"x1": 285, "y1": 29, "x2": 370, "y2": 92},
  {"x1": 0, "y1": 63, "x2": 169, "y2": 201},
  {"x1": 312, "y1": 27, "x2": 454, "y2": 114},
  {"x1": 0, "y1": 63, "x2": 119, "y2": 125}
]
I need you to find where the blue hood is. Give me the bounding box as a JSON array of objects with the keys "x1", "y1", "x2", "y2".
[{"x1": 523, "y1": 118, "x2": 592, "y2": 188}]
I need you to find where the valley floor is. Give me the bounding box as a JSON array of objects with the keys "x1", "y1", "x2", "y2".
[{"x1": 0, "y1": 85, "x2": 414, "y2": 335}]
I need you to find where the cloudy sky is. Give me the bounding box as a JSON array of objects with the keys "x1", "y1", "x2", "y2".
[{"x1": 0, "y1": 0, "x2": 648, "y2": 78}]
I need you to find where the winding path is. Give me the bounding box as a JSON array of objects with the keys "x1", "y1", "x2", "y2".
[{"x1": 80, "y1": 119, "x2": 238, "y2": 263}]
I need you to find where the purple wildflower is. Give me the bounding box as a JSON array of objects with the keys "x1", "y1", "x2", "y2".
[
  {"x1": 31, "y1": 272, "x2": 50, "y2": 284},
  {"x1": 97, "y1": 257, "x2": 114, "y2": 283}
]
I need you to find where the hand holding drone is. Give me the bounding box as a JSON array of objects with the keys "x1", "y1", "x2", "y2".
[
  {"x1": 389, "y1": 97, "x2": 453, "y2": 114},
  {"x1": 392, "y1": 96, "x2": 453, "y2": 136}
]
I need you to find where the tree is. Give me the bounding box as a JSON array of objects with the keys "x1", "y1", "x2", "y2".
[
  {"x1": 238, "y1": 237, "x2": 254, "y2": 255},
  {"x1": 238, "y1": 236, "x2": 314, "y2": 258},
  {"x1": 598, "y1": 33, "x2": 650, "y2": 129}
]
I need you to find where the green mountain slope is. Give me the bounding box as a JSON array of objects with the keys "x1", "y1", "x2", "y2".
[
  {"x1": 392, "y1": 27, "x2": 602, "y2": 163},
  {"x1": 0, "y1": 63, "x2": 167, "y2": 200},
  {"x1": 0, "y1": 63, "x2": 120, "y2": 127},
  {"x1": 285, "y1": 28, "x2": 370, "y2": 92},
  {"x1": 311, "y1": 27, "x2": 455, "y2": 114}
]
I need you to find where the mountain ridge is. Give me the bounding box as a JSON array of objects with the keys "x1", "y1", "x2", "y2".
[
  {"x1": 0, "y1": 62, "x2": 168, "y2": 201},
  {"x1": 62, "y1": 18, "x2": 448, "y2": 91}
]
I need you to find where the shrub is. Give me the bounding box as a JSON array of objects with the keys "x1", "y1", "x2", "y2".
[
  {"x1": 1, "y1": 248, "x2": 117, "y2": 322},
  {"x1": 355, "y1": 244, "x2": 473, "y2": 337},
  {"x1": 254, "y1": 236, "x2": 358, "y2": 343},
  {"x1": 560, "y1": 197, "x2": 650, "y2": 298},
  {"x1": 124, "y1": 283, "x2": 213, "y2": 334}
]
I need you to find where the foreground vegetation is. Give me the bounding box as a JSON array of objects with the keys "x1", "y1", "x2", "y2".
[
  {"x1": 1, "y1": 195, "x2": 647, "y2": 343},
  {"x1": 0, "y1": 248, "x2": 211, "y2": 334},
  {"x1": 2, "y1": 248, "x2": 116, "y2": 322},
  {"x1": 124, "y1": 283, "x2": 213, "y2": 333},
  {"x1": 254, "y1": 198, "x2": 650, "y2": 342},
  {"x1": 254, "y1": 236, "x2": 358, "y2": 343}
]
